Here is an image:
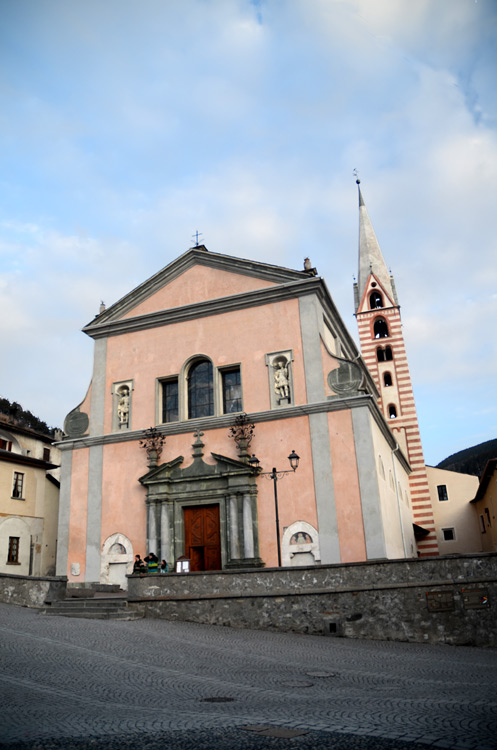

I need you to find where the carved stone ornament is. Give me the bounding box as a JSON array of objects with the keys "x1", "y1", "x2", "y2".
[
  {"x1": 64, "y1": 409, "x2": 89, "y2": 438},
  {"x1": 327, "y1": 359, "x2": 363, "y2": 397}
]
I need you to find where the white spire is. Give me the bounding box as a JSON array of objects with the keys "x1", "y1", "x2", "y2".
[{"x1": 356, "y1": 180, "x2": 397, "y2": 308}]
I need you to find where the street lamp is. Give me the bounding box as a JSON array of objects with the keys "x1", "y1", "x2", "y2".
[{"x1": 248, "y1": 450, "x2": 300, "y2": 567}]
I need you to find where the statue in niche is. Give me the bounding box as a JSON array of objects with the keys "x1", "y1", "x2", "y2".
[
  {"x1": 274, "y1": 360, "x2": 290, "y2": 399},
  {"x1": 117, "y1": 387, "x2": 130, "y2": 428}
]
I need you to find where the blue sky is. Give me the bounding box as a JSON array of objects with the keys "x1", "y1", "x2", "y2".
[{"x1": 0, "y1": 0, "x2": 496, "y2": 465}]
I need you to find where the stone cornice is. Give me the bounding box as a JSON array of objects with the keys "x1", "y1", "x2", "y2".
[
  {"x1": 57, "y1": 394, "x2": 409, "y2": 468},
  {"x1": 83, "y1": 277, "x2": 322, "y2": 339}
]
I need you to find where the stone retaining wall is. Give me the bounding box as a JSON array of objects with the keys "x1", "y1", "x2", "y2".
[
  {"x1": 128, "y1": 553, "x2": 497, "y2": 647},
  {"x1": 0, "y1": 572, "x2": 67, "y2": 608}
]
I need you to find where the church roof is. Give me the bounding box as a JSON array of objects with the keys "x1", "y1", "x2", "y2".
[{"x1": 356, "y1": 181, "x2": 397, "y2": 308}]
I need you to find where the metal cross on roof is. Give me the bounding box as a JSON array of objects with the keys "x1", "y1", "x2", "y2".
[{"x1": 192, "y1": 230, "x2": 203, "y2": 247}]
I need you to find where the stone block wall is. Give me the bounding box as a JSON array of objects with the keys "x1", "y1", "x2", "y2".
[
  {"x1": 0, "y1": 572, "x2": 67, "y2": 608},
  {"x1": 128, "y1": 553, "x2": 497, "y2": 647}
]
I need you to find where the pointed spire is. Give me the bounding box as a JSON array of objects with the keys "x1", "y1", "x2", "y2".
[{"x1": 356, "y1": 179, "x2": 397, "y2": 310}]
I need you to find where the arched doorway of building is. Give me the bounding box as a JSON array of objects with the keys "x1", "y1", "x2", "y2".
[{"x1": 184, "y1": 505, "x2": 221, "y2": 572}]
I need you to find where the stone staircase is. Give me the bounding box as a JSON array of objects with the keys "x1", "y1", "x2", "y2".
[{"x1": 39, "y1": 589, "x2": 144, "y2": 620}]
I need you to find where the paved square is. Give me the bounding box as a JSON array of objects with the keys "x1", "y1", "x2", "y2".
[{"x1": 0, "y1": 602, "x2": 496, "y2": 749}]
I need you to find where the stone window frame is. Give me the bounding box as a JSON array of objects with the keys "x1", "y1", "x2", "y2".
[
  {"x1": 437, "y1": 484, "x2": 449, "y2": 502},
  {"x1": 156, "y1": 356, "x2": 244, "y2": 424},
  {"x1": 111, "y1": 380, "x2": 134, "y2": 432},
  {"x1": 7, "y1": 536, "x2": 20, "y2": 564},
  {"x1": 442, "y1": 527, "x2": 456, "y2": 542},
  {"x1": 265, "y1": 349, "x2": 294, "y2": 409},
  {"x1": 12, "y1": 472, "x2": 24, "y2": 500}
]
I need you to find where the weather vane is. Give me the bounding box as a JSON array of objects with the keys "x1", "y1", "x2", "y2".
[
  {"x1": 353, "y1": 168, "x2": 360, "y2": 184},
  {"x1": 192, "y1": 230, "x2": 203, "y2": 247}
]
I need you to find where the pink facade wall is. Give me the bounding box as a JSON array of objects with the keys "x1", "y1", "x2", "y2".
[
  {"x1": 104, "y1": 298, "x2": 307, "y2": 434},
  {"x1": 67, "y1": 449, "x2": 89, "y2": 581},
  {"x1": 100, "y1": 442, "x2": 148, "y2": 557},
  {"x1": 328, "y1": 410, "x2": 367, "y2": 562},
  {"x1": 121, "y1": 266, "x2": 276, "y2": 319}
]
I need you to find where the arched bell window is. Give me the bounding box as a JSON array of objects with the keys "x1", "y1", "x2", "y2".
[
  {"x1": 188, "y1": 359, "x2": 214, "y2": 419},
  {"x1": 374, "y1": 318, "x2": 389, "y2": 338},
  {"x1": 377, "y1": 346, "x2": 393, "y2": 363},
  {"x1": 388, "y1": 404, "x2": 397, "y2": 419},
  {"x1": 383, "y1": 372, "x2": 392, "y2": 387},
  {"x1": 369, "y1": 291, "x2": 383, "y2": 309}
]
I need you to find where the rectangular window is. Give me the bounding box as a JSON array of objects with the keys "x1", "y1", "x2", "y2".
[
  {"x1": 437, "y1": 484, "x2": 449, "y2": 502},
  {"x1": 0, "y1": 439, "x2": 12, "y2": 451},
  {"x1": 43, "y1": 447, "x2": 51, "y2": 462},
  {"x1": 485, "y1": 508, "x2": 492, "y2": 527},
  {"x1": 7, "y1": 537, "x2": 19, "y2": 564},
  {"x1": 12, "y1": 472, "x2": 24, "y2": 499},
  {"x1": 480, "y1": 515, "x2": 486, "y2": 534},
  {"x1": 442, "y1": 528, "x2": 455, "y2": 541},
  {"x1": 161, "y1": 379, "x2": 179, "y2": 423},
  {"x1": 222, "y1": 368, "x2": 242, "y2": 413}
]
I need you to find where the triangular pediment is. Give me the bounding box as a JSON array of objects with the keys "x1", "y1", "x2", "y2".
[
  {"x1": 357, "y1": 273, "x2": 398, "y2": 315},
  {"x1": 139, "y1": 452, "x2": 253, "y2": 485},
  {"x1": 85, "y1": 247, "x2": 308, "y2": 330}
]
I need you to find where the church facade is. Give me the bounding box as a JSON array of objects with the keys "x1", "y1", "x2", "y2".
[{"x1": 57, "y1": 206, "x2": 419, "y2": 587}]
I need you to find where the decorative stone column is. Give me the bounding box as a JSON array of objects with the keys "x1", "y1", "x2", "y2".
[
  {"x1": 160, "y1": 503, "x2": 172, "y2": 564},
  {"x1": 242, "y1": 493, "x2": 255, "y2": 558},
  {"x1": 147, "y1": 501, "x2": 159, "y2": 556},
  {"x1": 228, "y1": 494, "x2": 241, "y2": 560}
]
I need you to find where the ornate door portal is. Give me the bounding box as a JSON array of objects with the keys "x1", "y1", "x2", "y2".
[{"x1": 184, "y1": 505, "x2": 221, "y2": 572}]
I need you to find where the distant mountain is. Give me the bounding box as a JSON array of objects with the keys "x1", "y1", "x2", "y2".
[{"x1": 437, "y1": 438, "x2": 497, "y2": 478}]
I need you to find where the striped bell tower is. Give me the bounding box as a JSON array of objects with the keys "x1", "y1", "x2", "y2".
[{"x1": 353, "y1": 179, "x2": 439, "y2": 557}]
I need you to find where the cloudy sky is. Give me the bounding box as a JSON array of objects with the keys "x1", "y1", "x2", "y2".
[{"x1": 0, "y1": 0, "x2": 495, "y2": 465}]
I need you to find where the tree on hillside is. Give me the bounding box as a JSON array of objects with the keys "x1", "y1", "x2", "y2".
[{"x1": 0, "y1": 396, "x2": 58, "y2": 436}]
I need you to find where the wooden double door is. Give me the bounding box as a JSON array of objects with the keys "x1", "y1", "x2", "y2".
[{"x1": 183, "y1": 504, "x2": 221, "y2": 572}]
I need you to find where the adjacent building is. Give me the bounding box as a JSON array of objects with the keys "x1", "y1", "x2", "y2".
[
  {"x1": 426, "y1": 466, "x2": 480, "y2": 554},
  {"x1": 471, "y1": 459, "x2": 497, "y2": 552},
  {"x1": 0, "y1": 416, "x2": 60, "y2": 576}
]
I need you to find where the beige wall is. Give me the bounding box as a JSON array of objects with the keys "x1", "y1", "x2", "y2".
[
  {"x1": 426, "y1": 466, "x2": 480, "y2": 554},
  {"x1": 0, "y1": 426, "x2": 60, "y2": 576},
  {"x1": 371, "y1": 422, "x2": 416, "y2": 559},
  {"x1": 472, "y1": 464, "x2": 497, "y2": 553}
]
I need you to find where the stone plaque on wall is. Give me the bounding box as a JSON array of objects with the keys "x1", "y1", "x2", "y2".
[
  {"x1": 461, "y1": 588, "x2": 490, "y2": 610},
  {"x1": 425, "y1": 591, "x2": 455, "y2": 612}
]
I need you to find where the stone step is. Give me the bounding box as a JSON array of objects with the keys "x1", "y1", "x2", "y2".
[{"x1": 39, "y1": 600, "x2": 143, "y2": 620}]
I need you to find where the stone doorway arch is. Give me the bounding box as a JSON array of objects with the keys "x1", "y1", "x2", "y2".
[{"x1": 100, "y1": 532, "x2": 134, "y2": 590}]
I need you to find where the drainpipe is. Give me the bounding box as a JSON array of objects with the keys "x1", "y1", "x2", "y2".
[{"x1": 392, "y1": 443, "x2": 407, "y2": 558}]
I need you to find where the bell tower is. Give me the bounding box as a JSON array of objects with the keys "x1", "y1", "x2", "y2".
[{"x1": 353, "y1": 179, "x2": 438, "y2": 557}]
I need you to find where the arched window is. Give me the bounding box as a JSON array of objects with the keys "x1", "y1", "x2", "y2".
[
  {"x1": 369, "y1": 291, "x2": 383, "y2": 309},
  {"x1": 374, "y1": 318, "x2": 389, "y2": 338},
  {"x1": 384, "y1": 346, "x2": 393, "y2": 361},
  {"x1": 377, "y1": 347, "x2": 385, "y2": 362},
  {"x1": 188, "y1": 359, "x2": 214, "y2": 419},
  {"x1": 388, "y1": 404, "x2": 397, "y2": 419},
  {"x1": 383, "y1": 372, "x2": 392, "y2": 387}
]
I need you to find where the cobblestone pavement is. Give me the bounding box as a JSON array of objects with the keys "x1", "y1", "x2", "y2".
[{"x1": 1, "y1": 603, "x2": 496, "y2": 750}]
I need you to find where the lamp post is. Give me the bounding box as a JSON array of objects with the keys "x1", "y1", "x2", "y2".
[{"x1": 248, "y1": 450, "x2": 300, "y2": 567}]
